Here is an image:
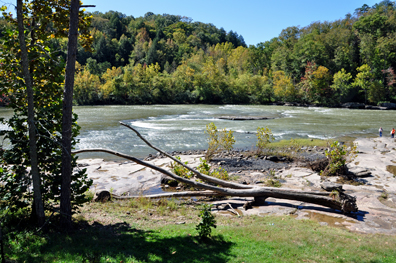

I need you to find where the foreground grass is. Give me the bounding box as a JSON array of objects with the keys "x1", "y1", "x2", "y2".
[{"x1": 3, "y1": 198, "x2": 396, "y2": 263}]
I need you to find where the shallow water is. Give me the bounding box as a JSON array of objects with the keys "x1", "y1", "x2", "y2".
[
  {"x1": 0, "y1": 105, "x2": 393, "y2": 160},
  {"x1": 301, "y1": 211, "x2": 356, "y2": 228}
]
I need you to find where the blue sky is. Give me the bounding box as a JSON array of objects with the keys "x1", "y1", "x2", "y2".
[{"x1": 3, "y1": 0, "x2": 382, "y2": 46}]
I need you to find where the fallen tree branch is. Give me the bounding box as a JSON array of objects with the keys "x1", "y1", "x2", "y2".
[
  {"x1": 119, "y1": 121, "x2": 252, "y2": 189},
  {"x1": 73, "y1": 148, "x2": 358, "y2": 213},
  {"x1": 73, "y1": 121, "x2": 358, "y2": 213},
  {"x1": 227, "y1": 202, "x2": 241, "y2": 216},
  {"x1": 111, "y1": 190, "x2": 223, "y2": 199}
]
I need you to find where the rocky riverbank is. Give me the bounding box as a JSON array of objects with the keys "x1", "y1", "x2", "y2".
[
  {"x1": 78, "y1": 136, "x2": 396, "y2": 235},
  {"x1": 271, "y1": 101, "x2": 396, "y2": 110}
]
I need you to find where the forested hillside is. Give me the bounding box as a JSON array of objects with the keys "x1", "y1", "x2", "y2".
[{"x1": 3, "y1": 1, "x2": 396, "y2": 106}]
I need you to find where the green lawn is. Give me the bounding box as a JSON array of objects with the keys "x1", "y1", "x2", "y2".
[{"x1": 3, "y1": 201, "x2": 396, "y2": 263}]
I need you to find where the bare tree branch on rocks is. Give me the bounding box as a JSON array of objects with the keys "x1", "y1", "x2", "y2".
[{"x1": 73, "y1": 123, "x2": 358, "y2": 214}]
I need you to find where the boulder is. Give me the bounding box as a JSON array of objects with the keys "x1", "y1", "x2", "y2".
[
  {"x1": 347, "y1": 167, "x2": 372, "y2": 177},
  {"x1": 378, "y1": 102, "x2": 396, "y2": 109},
  {"x1": 365, "y1": 105, "x2": 381, "y2": 110},
  {"x1": 267, "y1": 156, "x2": 279, "y2": 162},
  {"x1": 341, "y1": 102, "x2": 365, "y2": 109},
  {"x1": 321, "y1": 182, "x2": 344, "y2": 192},
  {"x1": 161, "y1": 175, "x2": 179, "y2": 186},
  {"x1": 95, "y1": 190, "x2": 111, "y2": 202}
]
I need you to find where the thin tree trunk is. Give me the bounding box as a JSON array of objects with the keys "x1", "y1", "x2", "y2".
[
  {"x1": 16, "y1": 0, "x2": 45, "y2": 227},
  {"x1": 0, "y1": 223, "x2": 4, "y2": 263},
  {"x1": 60, "y1": 0, "x2": 80, "y2": 229}
]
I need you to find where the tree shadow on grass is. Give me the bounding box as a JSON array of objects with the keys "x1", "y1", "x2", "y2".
[{"x1": 11, "y1": 221, "x2": 235, "y2": 263}]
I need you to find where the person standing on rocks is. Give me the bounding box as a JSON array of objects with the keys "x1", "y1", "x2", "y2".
[
  {"x1": 391, "y1": 128, "x2": 395, "y2": 138},
  {"x1": 379, "y1": 127, "x2": 383, "y2": 137}
]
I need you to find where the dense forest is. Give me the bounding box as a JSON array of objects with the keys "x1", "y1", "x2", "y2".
[{"x1": 3, "y1": 1, "x2": 396, "y2": 106}]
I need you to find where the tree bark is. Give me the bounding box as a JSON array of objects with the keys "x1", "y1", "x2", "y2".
[
  {"x1": 60, "y1": 0, "x2": 80, "y2": 229},
  {"x1": 109, "y1": 190, "x2": 332, "y2": 200},
  {"x1": 110, "y1": 190, "x2": 224, "y2": 199},
  {"x1": 0, "y1": 223, "x2": 4, "y2": 263},
  {"x1": 16, "y1": 0, "x2": 45, "y2": 227}
]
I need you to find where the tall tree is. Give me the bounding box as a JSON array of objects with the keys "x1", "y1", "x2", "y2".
[
  {"x1": 331, "y1": 68, "x2": 353, "y2": 103},
  {"x1": 60, "y1": 0, "x2": 80, "y2": 229},
  {"x1": 59, "y1": 0, "x2": 95, "y2": 229},
  {"x1": 16, "y1": 0, "x2": 45, "y2": 226},
  {"x1": 353, "y1": 64, "x2": 373, "y2": 104},
  {"x1": 0, "y1": 0, "x2": 93, "y2": 228}
]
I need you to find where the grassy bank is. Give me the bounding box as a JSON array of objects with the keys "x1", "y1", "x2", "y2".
[
  {"x1": 270, "y1": 138, "x2": 328, "y2": 148},
  {"x1": 3, "y1": 198, "x2": 396, "y2": 263}
]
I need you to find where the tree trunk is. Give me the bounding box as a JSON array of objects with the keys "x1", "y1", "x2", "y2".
[
  {"x1": 16, "y1": 0, "x2": 45, "y2": 227},
  {"x1": 110, "y1": 190, "x2": 225, "y2": 199},
  {"x1": 60, "y1": 0, "x2": 80, "y2": 229},
  {"x1": 0, "y1": 223, "x2": 4, "y2": 263}
]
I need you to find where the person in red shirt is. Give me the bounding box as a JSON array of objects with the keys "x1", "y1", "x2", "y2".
[{"x1": 391, "y1": 128, "x2": 395, "y2": 138}]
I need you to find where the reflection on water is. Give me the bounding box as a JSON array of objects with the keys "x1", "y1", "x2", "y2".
[{"x1": 1, "y1": 105, "x2": 393, "y2": 160}]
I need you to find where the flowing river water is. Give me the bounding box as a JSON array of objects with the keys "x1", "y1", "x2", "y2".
[{"x1": 0, "y1": 105, "x2": 394, "y2": 160}]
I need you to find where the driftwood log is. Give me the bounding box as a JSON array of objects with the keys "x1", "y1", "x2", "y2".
[
  {"x1": 219, "y1": 116, "x2": 275, "y2": 121},
  {"x1": 72, "y1": 122, "x2": 358, "y2": 214}
]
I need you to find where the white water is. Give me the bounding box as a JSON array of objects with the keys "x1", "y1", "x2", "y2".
[{"x1": 0, "y1": 105, "x2": 392, "y2": 160}]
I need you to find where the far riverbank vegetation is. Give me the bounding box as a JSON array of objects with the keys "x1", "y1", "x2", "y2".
[{"x1": 2, "y1": 1, "x2": 396, "y2": 107}]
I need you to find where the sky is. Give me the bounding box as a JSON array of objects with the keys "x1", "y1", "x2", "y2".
[{"x1": 2, "y1": 0, "x2": 382, "y2": 46}]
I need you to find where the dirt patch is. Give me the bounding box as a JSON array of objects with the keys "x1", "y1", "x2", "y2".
[
  {"x1": 379, "y1": 193, "x2": 396, "y2": 209},
  {"x1": 386, "y1": 165, "x2": 396, "y2": 177},
  {"x1": 210, "y1": 157, "x2": 289, "y2": 172},
  {"x1": 208, "y1": 149, "x2": 327, "y2": 173},
  {"x1": 306, "y1": 158, "x2": 329, "y2": 172}
]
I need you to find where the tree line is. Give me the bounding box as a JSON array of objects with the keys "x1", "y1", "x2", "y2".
[
  {"x1": 68, "y1": 1, "x2": 396, "y2": 106},
  {"x1": 2, "y1": 1, "x2": 396, "y2": 106}
]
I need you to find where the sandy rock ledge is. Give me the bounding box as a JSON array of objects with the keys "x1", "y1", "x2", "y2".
[{"x1": 78, "y1": 137, "x2": 396, "y2": 235}]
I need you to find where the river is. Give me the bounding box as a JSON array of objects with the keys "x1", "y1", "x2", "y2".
[{"x1": 0, "y1": 105, "x2": 393, "y2": 160}]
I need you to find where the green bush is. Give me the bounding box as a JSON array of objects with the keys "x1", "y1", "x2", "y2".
[
  {"x1": 197, "y1": 158, "x2": 230, "y2": 181},
  {"x1": 205, "y1": 123, "x2": 235, "y2": 161},
  {"x1": 170, "y1": 156, "x2": 194, "y2": 179},
  {"x1": 196, "y1": 204, "x2": 216, "y2": 238},
  {"x1": 256, "y1": 126, "x2": 274, "y2": 155},
  {"x1": 321, "y1": 141, "x2": 357, "y2": 176}
]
